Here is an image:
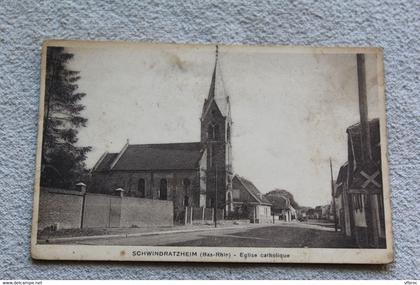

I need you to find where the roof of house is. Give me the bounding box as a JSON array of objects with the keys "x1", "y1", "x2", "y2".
[
  {"x1": 93, "y1": 142, "x2": 203, "y2": 172},
  {"x1": 273, "y1": 196, "x2": 291, "y2": 210},
  {"x1": 334, "y1": 162, "x2": 348, "y2": 197},
  {"x1": 233, "y1": 175, "x2": 272, "y2": 205},
  {"x1": 346, "y1": 118, "x2": 382, "y2": 191},
  {"x1": 347, "y1": 118, "x2": 381, "y2": 165}
]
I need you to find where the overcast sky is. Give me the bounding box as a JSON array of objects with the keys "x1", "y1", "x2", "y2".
[{"x1": 66, "y1": 43, "x2": 380, "y2": 207}]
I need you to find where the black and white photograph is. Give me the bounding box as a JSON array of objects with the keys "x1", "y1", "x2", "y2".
[{"x1": 31, "y1": 41, "x2": 393, "y2": 263}]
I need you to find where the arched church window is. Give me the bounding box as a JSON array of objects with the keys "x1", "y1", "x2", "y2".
[
  {"x1": 214, "y1": 124, "x2": 219, "y2": 140},
  {"x1": 160, "y1": 179, "x2": 167, "y2": 200},
  {"x1": 183, "y1": 178, "x2": 191, "y2": 190},
  {"x1": 207, "y1": 124, "x2": 214, "y2": 140},
  {"x1": 184, "y1": 195, "x2": 190, "y2": 207},
  {"x1": 138, "y1": 178, "x2": 145, "y2": 198}
]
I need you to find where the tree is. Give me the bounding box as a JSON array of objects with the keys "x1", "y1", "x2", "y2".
[
  {"x1": 41, "y1": 47, "x2": 91, "y2": 189},
  {"x1": 264, "y1": 189, "x2": 300, "y2": 213}
]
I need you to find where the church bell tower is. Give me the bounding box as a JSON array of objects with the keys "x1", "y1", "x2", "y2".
[{"x1": 200, "y1": 45, "x2": 233, "y2": 212}]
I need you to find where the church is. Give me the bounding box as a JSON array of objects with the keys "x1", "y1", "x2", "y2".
[{"x1": 88, "y1": 46, "x2": 271, "y2": 223}]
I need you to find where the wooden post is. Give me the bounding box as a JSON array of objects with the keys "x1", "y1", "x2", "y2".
[
  {"x1": 202, "y1": 207, "x2": 205, "y2": 223},
  {"x1": 330, "y1": 158, "x2": 338, "y2": 232},
  {"x1": 184, "y1": 207, "x2": 188, "y2": 225},
  {"x1": 80, "y1": 192, "x2": 86, "y2": 229},
  {"x1": 190, "y1": 206, "x2": 193, "y2": 225}
]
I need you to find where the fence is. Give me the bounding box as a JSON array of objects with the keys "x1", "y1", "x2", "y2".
[{"x1": 183, "y1": 207, "x2": 224, "y2": 225}]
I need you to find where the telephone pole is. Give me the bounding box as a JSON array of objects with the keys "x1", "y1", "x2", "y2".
[
  {"x1": 330, "y1": 158, "x2": 338, "y2": 232},
  {"x1": 214, "y1": 163, "x2": 218, "y2": 228}
]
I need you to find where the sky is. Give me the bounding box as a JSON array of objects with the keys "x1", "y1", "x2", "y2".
[{"x1": 65, "y1": 43, "x2": 380, "y2": 207}]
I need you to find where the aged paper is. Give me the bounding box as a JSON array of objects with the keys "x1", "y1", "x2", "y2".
[{"x1": 31, "y1": 40, "x2": 393, "y2": 263}]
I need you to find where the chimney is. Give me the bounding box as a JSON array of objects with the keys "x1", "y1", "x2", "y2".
[{"x1": 357, "y1": 54, "x2": 372, "y2": 162}]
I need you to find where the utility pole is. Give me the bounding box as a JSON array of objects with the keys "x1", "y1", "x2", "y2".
[
  {"x1": 330, "y1": 158, "x2": 338, "y2": 232},
  {"x1": 214, "y1": 163, "x2": 218, "y2": 228},
  {"x1": 357, "y1": 53, "x2": 379, "y2": 247}
]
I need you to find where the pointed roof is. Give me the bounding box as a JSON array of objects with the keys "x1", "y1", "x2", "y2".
[
  {"x1": 233, "y1": 175, "x2": 272, "y2": 205},
  {"x1": 92, "y1": 142, "x2": 203, "y2": 172},
  {"x1": 202, "y1": 45, "x2": 231, "y2": 120}
]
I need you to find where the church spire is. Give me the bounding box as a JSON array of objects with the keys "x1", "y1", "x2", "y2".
[
  {"x1": 208, "y1": 45, "x2": 218, "y2": 100},
  {"x1": 201, "y1": 45, "x2": 230, "y2": 120}
]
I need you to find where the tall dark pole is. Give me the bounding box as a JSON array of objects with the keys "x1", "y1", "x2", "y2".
[
  {"x1": 214, "y1": 163, "x2": 218, "y2": 228},
  {"x1": 357, "y1": 53, "x2": 379, "y2": 247},
  {"x1": 330, "y1": 158, "x2": 338, "y2": 232},
  {"x1": 357, "y1": 54, "x2": 372, "y2": 162}
]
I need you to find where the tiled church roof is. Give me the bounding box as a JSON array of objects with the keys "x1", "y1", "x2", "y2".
[
  {"x1": 93, "y1": 142, "x2": 203, "y2": 172},
  {"x1": 93, "y1": 153, "x2": 118, "y2": 171}
]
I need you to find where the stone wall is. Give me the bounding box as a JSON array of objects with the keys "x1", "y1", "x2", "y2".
[
  {"x1": 38, "y1": 188, "x2": 84, "y2": 230},
  {"x1": 38, "y1": 188, "x2": 174, "y2": 230},
  {"x1": 82, "y1": 193, "x2": 174, "y2": 228},
  {"x1": 119, "y1": 196, "x2": 173, "y2": 227}
]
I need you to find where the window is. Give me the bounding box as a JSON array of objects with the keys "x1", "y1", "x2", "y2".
[
  {"x1": 214, "y1": 124, "x2": 219, "y2": 140},
  {"x1": 183, "y1": 178, "x2": 191, "y2": 189},
  {"x1": 160, "y1": 179, "x2": 167, "y2": 200},
  {"x1": 184, "y1": 195, "x2": 190, "y2": 207},
  {"x1": 138, "y1": 178, "x2": 145, "y2": 198},
  {"x1": 207, "y1": 123, "x2": 219, "y2": 140},
  {"x1": 207, "y1": 124, "x2": 214, "y2": 140}
]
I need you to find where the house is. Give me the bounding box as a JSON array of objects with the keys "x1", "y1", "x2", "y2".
[
  {"x1": 264, "y1": 191, "x2": 297, "y2": 222},
  {"x1": 229, "y1": 175, "x2": 272, "y2": 223},
  {"x1": 345, "y1": 119, "x2": 385, "y2": 247},
  {"x1": 277, "y1": 196, "x2": 296, "y2": 222},
  {"x1": 333, "y1": 118, "x2": 385, "y2": 247},
  {"x1": 333, "y1": 163, "x2": 348, "y2": 230}
]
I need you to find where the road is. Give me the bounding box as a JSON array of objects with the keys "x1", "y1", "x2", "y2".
[{"x1": 51, "y1": 222, "x2": 357, "y2": 248}]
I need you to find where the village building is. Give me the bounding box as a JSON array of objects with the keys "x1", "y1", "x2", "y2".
[
  {"x1": 334, "y1": 118, "x2": 385, "y2": 247},
  {"x1": 88, "y1": 46, "x2": 270, "y2": 224},
  {"x1": 264, "y1": 191, "x2": 297, "y2": 222},
  {"x1": 230, "y1": 175, "x2": 272, "y2": 223}
]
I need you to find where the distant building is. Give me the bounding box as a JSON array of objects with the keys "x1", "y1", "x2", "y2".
[
  {"x1": 269, "y1": 195, "x2": 296, "y2": 222},
  {"x1": 230, "y1": 175, "x2": 272, "y2": 223}
]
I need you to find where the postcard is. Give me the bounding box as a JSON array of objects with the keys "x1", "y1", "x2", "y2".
[{"x1": 31, "y1": 40, "x2": 393, "y2": 263}]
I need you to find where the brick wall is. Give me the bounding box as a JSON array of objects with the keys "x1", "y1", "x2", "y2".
[{"x1": 38, "y1": 188, "x2": 84, "y2": 230}]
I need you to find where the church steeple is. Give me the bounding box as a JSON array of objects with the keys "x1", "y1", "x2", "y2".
[
  {"x1": 207, "y1": 45, "x2": 218, "y2": 100},
  {"x1": 201, "y1": 45, "x2": 231, "y2": 121},
  {"x1": 200, "y1": 45, "x2": 233, "y2": 209}
]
